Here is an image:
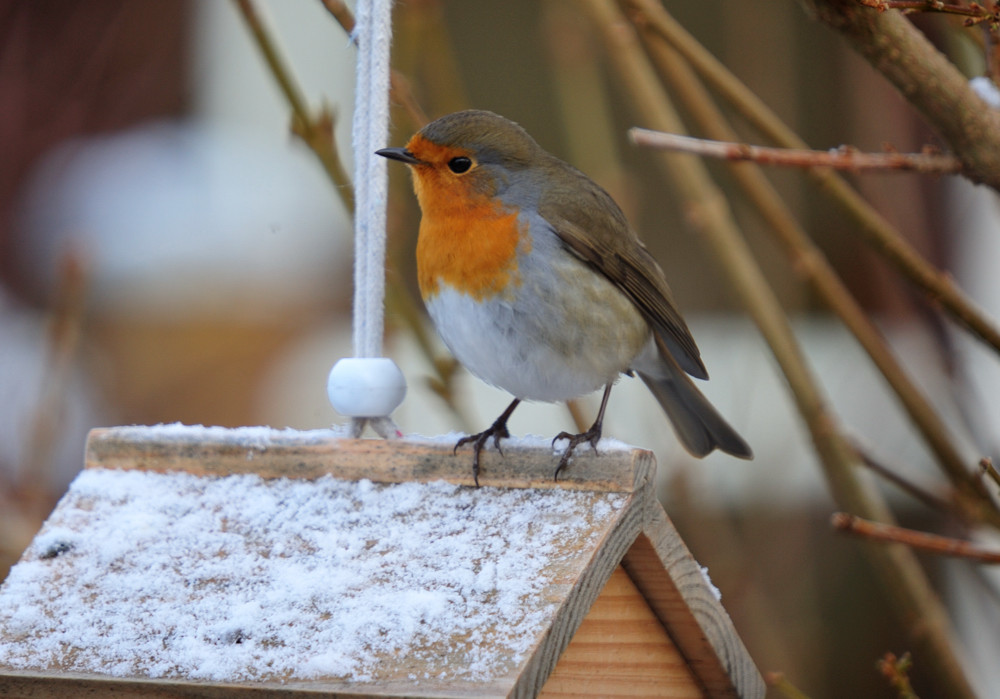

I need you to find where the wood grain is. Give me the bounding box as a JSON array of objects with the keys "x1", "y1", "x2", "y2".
[
  {"x1": 621, "y1": 507, "x2": 764, "y2": 699},
  {"x1": 84, "y1": 427, "x2": 654, "y2": 493},
  {"x1": 0, "y1": 670, "x2": 512, "y2": 698},
  {"x1": 539, "y1": 566, "x2": 703, "y2": 698}
]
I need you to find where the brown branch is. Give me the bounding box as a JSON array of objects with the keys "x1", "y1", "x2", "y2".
[
  {"x1": 586, "y1": 0, "x2": 861, "y2": 514},
  {"x1": 860, "y1": 0, "x2": 999, "y2": 23},
  {"x1": 319, "y1": 0, "x2": 355, "y2": 32},
  {"x1": 630, "y1": 129, "x2": 964, "y2": 174},
  {"x1": 765, "y1": 672, "x2": 815, "y2": 699},
  {"x1": 318, "y1": 0, "x2": 428, "y2": 128},
  {"x1": 853, "y1": 444, "x2": 1000, "y2": 528},
  {"x1": 232, "y1": 0, "x2": 354, "y2": 213},
  {"x1": 833, "y1": 512, "x2": 1000, "y2": 562},
  {"x1": 801, "y1": 0, "x2": 1000, "y2": 191},
  {"x1": 981, "y1": 457, "x2": 1000, "y2": 491},
  {"x1": 851, "y1": 441, "x2": 963, "y2": 516},
  {"x1": 18, "y1": 250, "x2": 89, "y2": 495}
]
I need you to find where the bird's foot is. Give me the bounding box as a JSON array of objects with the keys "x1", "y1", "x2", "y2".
[
  {"x1": 455, "y1": 420, "x2": 511, "y2": 487},
  {"x1": 551, "y1": 424, "x2": 602, "y2": 481},
  {"x1": 455, "y1": 399, "x2": 521, "y2": 487}
]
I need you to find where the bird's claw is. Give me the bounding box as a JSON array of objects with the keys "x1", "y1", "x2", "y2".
[
  {"x1": 551, "y1": 427, "x2": 602, "y2": 481},
  {"x1": 455, "y1": 424, "x2": 510, "y2": 487}
]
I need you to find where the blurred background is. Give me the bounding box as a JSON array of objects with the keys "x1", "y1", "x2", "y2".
[{"x1": 1, "y1": 1, "x2": 999, "y2": 696}]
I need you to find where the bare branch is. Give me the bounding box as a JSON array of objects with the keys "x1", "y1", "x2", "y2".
[
  {"x1": 765, "y1": 671, "x2": 815, "y2": 699},
  {"x1": 851, "y1": 441, "x2": 963, "y2": 516},
  {"x1": 629, "y1": 128, "x2": 964, "y2": 174},
  {"x1": 319, "y1": 0, "x2": 356, "y2": 33},
  {"x1": 981, "y1": 457, "x2": 1000, "y2": 491},
  {"x1": 833, "y1": 512, "x2": 1000, "y2": 563},
  {"x1": 318, "y1": 0, "x2": 429, "y2": 128},
  {"x1": 232, "y1": 0, "x2": 354, "y2": 213},
  {"x1": 860, "y1": 0, "x2": 999, "y2": 23},
  {"x1": 801, "y1": 0, "x2": 1000, "y2": 191}
]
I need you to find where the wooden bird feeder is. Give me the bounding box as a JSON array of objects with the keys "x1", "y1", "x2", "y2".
[{"x1": 0, "y1": 425, "x2": 763, "y2": 698}]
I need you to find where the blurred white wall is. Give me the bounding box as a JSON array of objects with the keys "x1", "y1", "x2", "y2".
[
  {"x1": 190, "y1": 1, "x2": 355, "y2": 152},
  {"x1": 945, "y1": 175, "x2": 1000, "y2": 698},
  {"x1": 17, "y1": 0, "x2": 356, "y2": 320}
]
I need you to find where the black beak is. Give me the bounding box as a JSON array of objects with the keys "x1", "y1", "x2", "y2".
[{"x1": 376, "y1": 147, "x2": 421, "y2": 165}]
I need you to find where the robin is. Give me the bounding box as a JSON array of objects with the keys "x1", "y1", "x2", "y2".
[{"x1": 378, "y1": 109, "x2": 752, "y2": 484}]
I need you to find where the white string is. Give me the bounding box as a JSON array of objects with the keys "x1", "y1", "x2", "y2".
[
  {"x1": 346, "y1": 0, "x2": 399, "y2": 438},
  {"x1": 351, "y1": 0, "x2": 393, "y2": 360}
]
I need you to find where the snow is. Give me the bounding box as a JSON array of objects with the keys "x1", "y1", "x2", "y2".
[
  {"x1": 971, "y1": 76, "x2": 1000, "y2": 109},
  {"x1": 699, "y1": 565, "x2": 722, "y2": 602},
  {"x1": 105, "y1": 422, "x2": 354, "y2": 448},
  {"x1": 0, "y1": 467, "x2": 626, "y2": 685},
  {"x1": 102, "y1": 423, "x2": 636, "y2": 454}
]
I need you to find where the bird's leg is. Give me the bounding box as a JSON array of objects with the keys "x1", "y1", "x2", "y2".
[
  {"x1": 455, "y1": 398, "x2": 521, "y2": 486},
  {"x1": 552, "y1": 384, "x2": 613, "y2": 481}
]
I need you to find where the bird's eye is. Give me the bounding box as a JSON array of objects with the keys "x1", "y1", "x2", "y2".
[{"x1": 447, "y1": 156, "x2": 472, "y2": 174}]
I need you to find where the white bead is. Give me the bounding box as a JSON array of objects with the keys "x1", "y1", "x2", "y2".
[{"x1": 327, "y1": 358, "x2": 407, "y2": 417}]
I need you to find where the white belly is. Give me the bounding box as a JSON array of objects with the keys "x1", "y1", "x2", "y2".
[{"x1": 424, "y1": 271, "x2": 649, "y2": 403}]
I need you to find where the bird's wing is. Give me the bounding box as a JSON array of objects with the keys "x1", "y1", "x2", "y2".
[{"x1": 538, "y1": 169, "x2": 708, "y2": 380}]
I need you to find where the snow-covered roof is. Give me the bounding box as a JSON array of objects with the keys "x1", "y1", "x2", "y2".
[{"x1": 0, "y1": 425, "x2": 762, "y2": 698}]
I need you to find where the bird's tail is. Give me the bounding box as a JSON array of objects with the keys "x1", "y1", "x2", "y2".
[{"x1": 637, "y1": 360, "x2": 753, "y2": 460}]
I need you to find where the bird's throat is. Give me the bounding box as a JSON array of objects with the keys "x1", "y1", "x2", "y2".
[{"x1": 416, "y1": 194, "x2": 525, "y2": 302}]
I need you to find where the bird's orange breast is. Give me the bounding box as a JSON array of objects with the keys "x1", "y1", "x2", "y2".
[{"x1": 410, "y1": 154, "x2": 526, "y2": 301}]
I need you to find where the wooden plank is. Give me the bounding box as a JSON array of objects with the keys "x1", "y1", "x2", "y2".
[
  {"x1": 507, "y1": 471, "x2": 654, "y2": 698},
  {"x1": 539, "y1": 566, "x2": 703, "y2": 698},
  {"x1": 621, "y1": 506, "x2": 764, "y2": 699},
  {"x1": 0, "y1": 671, "x2": 511, "y2": 698},
  {"x1": 84, "y1": 427, "x2": 654, "y2": 493}
]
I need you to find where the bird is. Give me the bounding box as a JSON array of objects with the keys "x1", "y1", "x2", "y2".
[{"x1": 377, "y1": 109, "x2": 752, "y2": 484}]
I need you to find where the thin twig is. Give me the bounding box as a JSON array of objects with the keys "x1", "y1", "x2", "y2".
[
  {"x1": 319, "y1": 0, "x2": 355, "y2": 32},
  {"x1": 765, "y1": 671, "x2": 814, "y2": 699},
  {"x1": 981, "y1": 457, "x2": 1000, "y2": 491},
  {"x1": 851, "y1": 447, "x2": 1000, "y2": 532},
  {"x1": 232, "y1": 0, "x2": 354, "y2": 213},
  {"x1": 630, "y1": 129, "x2": 963, "y2": 174},
  {"x1": 877, "y1": 651, "x2": 921, "y2": 699},
  {"x1": 860, "y1": 0, "x2": 999, "y2": 25},
  {"x1": 565, "y1": 398, "x2": 592, "y2": 434},
  {"x1": 833, "y1": 512, "x2": 1000, "y2": 563},
  {"x1": 851, "y1": 441, "x2": 961, "y2": 516},
  {"x1": 859, "y1": 0, "x2": 979, "y2": 16},
  {"x1": 318, "y1": 0, "x2": 428, "y2": 128},
  {"x1": 18, "y1": 250, "x2": 89, "y2": 494}
]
